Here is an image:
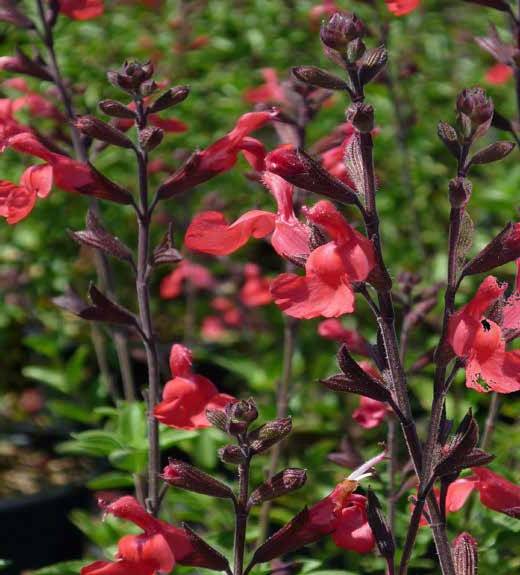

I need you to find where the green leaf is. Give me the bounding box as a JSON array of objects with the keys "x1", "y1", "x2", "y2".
[
  {"x1": 116, "y1": 401, "x2": 147, "y2": 447},
  {"x1": 160, "y1": 428, "x2": 199, "y2": 449},
  {"x1": 22, "y1": 366, "x2": 67, "y2": 393},
  {"x1": 48, "y1": 400, "x2": 99, "y2": 424},
  {"x1": 30, "y1": 560, "x2": 89, "y2": 575},
  {"x1": 109, "y1": 447, "x2": 147, "y2": 472},
  {"x1": 87, "y1": 471, "x2": 136, "y2": 490}
]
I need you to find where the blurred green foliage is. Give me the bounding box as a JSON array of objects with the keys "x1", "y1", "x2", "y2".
[{"x1": 0, "y1": 1, "x2": 519, "y2": 574}]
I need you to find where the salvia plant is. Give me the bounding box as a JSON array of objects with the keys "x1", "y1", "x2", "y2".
[{"x1": 0, "y1": 1, "x2": 519, "y2": 575}]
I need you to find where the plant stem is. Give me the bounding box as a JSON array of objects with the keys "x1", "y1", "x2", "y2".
[
  {"x1": 134, "y1": 101, "x2": 161, "y2": 516},
  {"x1": 387, "y1": 416, "x2": 397, "y2": 535},
  {"x1": 234, "y1": 454, "x2": 251, "y2": 575},
  {"x1": 357, "y1": 128, "x2": 455, "y2": 575},
  {"x1": 34, "y1": 0, "x2": 136, "y2": 401}
]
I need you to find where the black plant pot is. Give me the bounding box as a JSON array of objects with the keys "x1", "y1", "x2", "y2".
[{"x1": 0, "y1": 483, "x2": 90, "y2": 574}]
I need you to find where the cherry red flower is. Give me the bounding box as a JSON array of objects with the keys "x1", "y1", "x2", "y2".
[
  {"x1": 4, "y1": 78, "x2": 64, "y2": 122},
  {"x1": 184, "y1": 171, "x2": 310, "y2": 259},
  {"x1": 417, "y1": 478, "x2": 475, "y2": 526},
  {"x1": 385, "y1": 0, "x2": 420, "y2": 16},
  {"x1": 81, "y1": 496, "x2": 194, "y2": 575},
  {"x1": 159, "y1": 260, "x2": 215, "y2": 299},
  {"x1": 485, "y1": 63, "x2": 513, "y2": 85},
  {"x1": 271, "y1": 200, "x2": 375, "y2": 319},
  {"x1": 211, "y1": 296, "x2": 242, "y2": 327},
  {"x1": 154, "y1": 344, "x2": 235, "y2": 429},
  {"x1": 417, "y1": 467, "x2": 520, "y2": 524},
  {"x1": 158, "y1": 111, "x2": 277, "y2": 197},
  {"x1": 240, "y1": 263, "x2": 272, "y2": 307},
  {"x1": 502, "y1": 259, "x2": 519, "y2": 331},
  {"x1": 0, "y1": 164, "x2": 53, "y2": 224},
  {"x1": 470, "y1": 467, "x2": 520, "y2": 517},
  {"x1": 317, "y1": 318, "x2": 371, "y2": 356},
  {"x1": 302, "y1": 480, "x2": 375, "y2": 553},
  {"x1": 447, "y1": 275, "x2": 520, "y2": 393},
  {"x1": 4, "y1": 131, "x2": 131, "y2": 204},
  {"x1": 58, "y1": 0, "x2": 104, "y2": 20},
  {"x1": 244, "y1": 68, "x2": 286, "y2": 105}
]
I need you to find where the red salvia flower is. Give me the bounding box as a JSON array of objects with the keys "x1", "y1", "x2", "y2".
[
  {"x1": 201, "y1": 315, "x2": 229, "y2": 341},
  {"x1": 271, "y1": 200, "x2": 375, "y2": 319},
  {"x1": 160, "y1": 260, "x2": 215, "y2": 299},
  {"x1": 185, "y1": 172, "x2": 310, "y2": 259},
  {"x1": 4, "y1": 78, "x2": 64, "y2": 122},
  {"x1": 0, "y1": 164, "x2": 53, "y2": 224},
  {"x1": 81, "y1": 496, "x2": 196, "y2": 575},
  {"x1": 154, "y1": 344, "x2": 235, "y2": 429},
  {"x1": 417, "y1": 478, "x2": 476, "y2": 526},
  {"x1": 485, "y1": 63, "x2": 513, "y2": 85},
  {"x1": 244, "y1": 68, "x2": 286, "y2": 105},
  {"x1": 417, "y1": 467, "x2": 520, "y2": 524},
  {"x1": 3, "y1": 131, "x2": 131, "y2": 204},
  {"x1": 240, "y1": 263, "x2": 272, "y2": 307},
  {"x1": 470, "y1": 467, "x2": 520, "y2": 518},
  {"x1": 447, "y1": 275, "x2": 520, "y2": 393},
  {"x1": 158, "y1": 110, "x2": 277, "y2": 197},
  {"x1": 317, "y1": 318, "x2": 371, "y2": 356},
  {"x1": 298, "y1": 479, "x2": 375, "y2": 553},
  {"x1": 58, "y1": 0, "x2": 104, "y2": 20},
  {"x1": 385, "y1": 0, "x2": 420, "y2": 16}
]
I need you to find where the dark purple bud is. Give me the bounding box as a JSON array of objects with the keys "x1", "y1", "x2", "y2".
[
  {"x1": 292, "y1": 66, "x2": 350, "y2": 91},
  {"x1": 99, "y1": 99, "x2": 136, "y2": 119},
  {"x1": 139, "y1": 126, "x2": 163, "y2": 151},
  {"x1": 438, "y1": 121, "x2": 461, "y2": 158},
  {"x1": 162, "y1": 459, "x2": 234, "y2": 499},
  {"x1": 452, "y1": 532, "x2": 478, "y2": 575},
  {"x1": 248, "y1": 469, "x2": 307, "y2": 507},
  {"x1": 74, "y1": 115, "x2": 134, "y2": 149},
  {"x1": 248, "y1": 417, "x2": 292, "y2": 454},
  {"x1": 218, "y1": 445, "x2": 245, "y2": 464},
  {"x1": 149, "y1": 86, "x2": 190, "y2": 113},
  {"x1": 358, "y1": 45, "x2": 388, "y2": 85},
  {"x1": 469, "y1": 141, "x2": 515, "y2": 166},
  {"x1": 456, "y1": 88, "x2": 494, "y2": 140},
  {"x1": 462, "y1": 222, "x2": 520, "y2": 277},
  {"x1": 320, "y1": 12, "x2": 364, "y2": 50}
]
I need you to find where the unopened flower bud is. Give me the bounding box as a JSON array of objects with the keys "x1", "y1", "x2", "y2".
[
  {"x1": 139, "y1": 126, "x2": 163, "y2": 151},
  {"x1": 248, "y1": 468, "x2": 307, "y2": 507},
  {"x1": 448, "y1": 177, "x2": 472, "y2": 208},
  {"x1": 456, "y1": 88, "x2": 493, "y2": 140},
  {"x1": 452, "y1": 532, "x2": 478, "y2": 575},
  {"x1": 248, "y1": 417, "x2": 292, "y2": 454},
  {"x1": 74, "y1": 115, "x2": 133, "y2": 148},
  {"x1": 99, "y1": 99, "x2": 136, "y2": 119},
  {"x1": 320, "y1": 12, "x2": 364, "y2": 50},
  {"x1": 150, "y1": 86, "x2": 190, "y2": 113},
  {"x1": 218, "y1": 444, "x2": 245, "y2": 464},
  {"x1": 346, "y1": 102, "x2": 374, "y2": 133},
  {"x1": 162, "y1": 459, "x2": 234, "y2": 499}
]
